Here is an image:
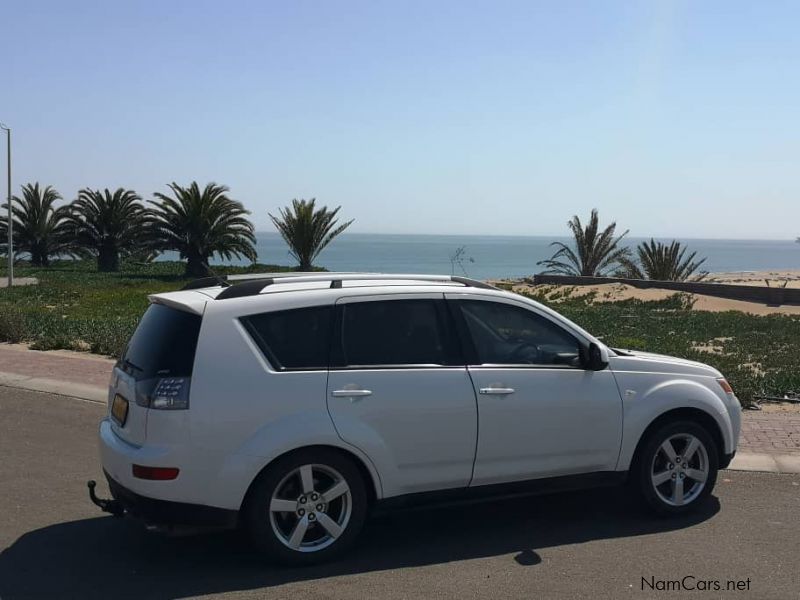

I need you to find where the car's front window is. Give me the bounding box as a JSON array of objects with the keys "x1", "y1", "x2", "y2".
[{"x1": 459, "y1": 300, "x2": 582, "y2": 367}]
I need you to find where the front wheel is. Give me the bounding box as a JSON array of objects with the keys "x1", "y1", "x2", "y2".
[
  {"x1": 635, "y1": 421, "x2": 719, "y2": 515},
  {"x1": 243, "y1": 449, "x2": 368, "y2": 565}
]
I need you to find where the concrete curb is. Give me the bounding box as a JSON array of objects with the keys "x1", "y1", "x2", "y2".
[
  {"x1": 726, "y1": 452, "x2": 800, "y2": 474},
  {"x1": 0, "y1": 371, "x2": 106, "y2": 404}
]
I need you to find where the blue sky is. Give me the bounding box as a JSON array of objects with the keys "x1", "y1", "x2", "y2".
[{"x1": 2, "y1": 0, "x2": 799, "y2": 238}]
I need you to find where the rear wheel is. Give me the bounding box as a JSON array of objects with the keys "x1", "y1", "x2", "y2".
[
  {"x1": 635, "y1": 420, "x2": 719, "y2": 515},
  {"x1": 244, "y1": 449, "x2": 368, "y2": 565}
]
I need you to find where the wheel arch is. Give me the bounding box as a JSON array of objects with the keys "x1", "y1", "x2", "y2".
[
  {"x1": 627, "y1": 407, "x2": 726, "y2": 475},
  {"x1": 240, "y1": 444, "x2": 380, "y2": 512}
]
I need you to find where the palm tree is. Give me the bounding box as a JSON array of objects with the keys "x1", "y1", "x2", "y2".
[
  {"x1": 65, "y1": 188, "x2": 151, "y2": 272},
  {"x1": 150, "y1": 182, "x2": 257, "y2": 277},
  {"x1": 538, "y1": 209, "x2": 630, "y2": 276},
  {"x1": 619, "y1": 239, "x2": 707, "y2": 281},
  {"x1": 0, "y1": 183, "x2": 74, "y2": 266},
  {"x1": 269, "y1": 199, "x2": 353, "y2": 271}
]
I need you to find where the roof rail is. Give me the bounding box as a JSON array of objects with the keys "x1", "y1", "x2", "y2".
[
  {"x1": 213, "y1": 272, "x2": 499, "y2": 300},
  {"x1": 226, "y1": 271, "x2": 359, "y2": 282},
  {"x1": 451, "y1": 276, "x2": 498, "y2": 290}
]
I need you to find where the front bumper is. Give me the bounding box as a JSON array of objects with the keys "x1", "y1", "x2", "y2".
[
  {"x1": 720, "y1": 451, "x2": 736, "y2": 470},
  {"x1": 105, "y1": 470, "x2": 238, "y2": 528}
]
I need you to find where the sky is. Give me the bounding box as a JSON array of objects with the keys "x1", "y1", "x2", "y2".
[{"x1": 2, "y1": 0, "x2": 799, "y2": 238}]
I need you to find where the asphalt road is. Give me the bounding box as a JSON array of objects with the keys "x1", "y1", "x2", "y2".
[{"x1": 1, "y1": 386, "x2": 798, "y2": 600}]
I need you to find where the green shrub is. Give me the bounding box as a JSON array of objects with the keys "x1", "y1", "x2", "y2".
[{"x1": 0, "y1": 306, "x2": 27, "y2": 343}]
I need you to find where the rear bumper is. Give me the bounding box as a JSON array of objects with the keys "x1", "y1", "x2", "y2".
[
  {"x1": 105, "y1": 470, "x2": 238, "y2": 528},
  {"x1": 98, "y1": 417, "x2": 255, "y2": 512}
]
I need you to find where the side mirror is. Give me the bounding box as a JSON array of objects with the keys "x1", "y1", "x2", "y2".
[{"x1": 585, "y1": 342, "x2": 609, "y2": 371}]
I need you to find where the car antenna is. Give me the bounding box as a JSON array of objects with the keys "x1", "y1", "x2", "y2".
[{"x1": 205, "y1": 264, "x2": 231, "y2": 288}]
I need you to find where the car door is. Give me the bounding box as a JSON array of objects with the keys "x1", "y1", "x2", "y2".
[
  {"x1": 326, "y1": 293, "x2": 478, "y2": 497},
  {"x1": 446, "y1": 294, "x2": 623, "y2": 486}
]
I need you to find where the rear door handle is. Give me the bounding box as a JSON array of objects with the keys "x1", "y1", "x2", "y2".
[
  {"x1": 331, "y1": 389, "x2": 373, "y2": 398},
  {"x1": 479, "y1": 387, "x2": 515, "y2": 395}
]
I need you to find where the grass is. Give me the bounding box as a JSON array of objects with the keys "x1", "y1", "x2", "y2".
[
  {"x1": 0, "y1": 260, "x2": 298, "y2": 356},
  {"x1": 521, "y1": 290, "x2": 800, "y2": 407},
  {"x1": 1, "y1": 261, "x2": 798, "y2": 407}
]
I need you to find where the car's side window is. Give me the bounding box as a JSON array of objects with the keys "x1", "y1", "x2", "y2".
[
  {"x1": 336, "y1": 299, "x2": 458, "y2": 368},
  {"x1": 458, "y1": 300, "x2": 583, "y2": 367},
  {"x1": 241, "y1": 305, "x2": 332, "y2": 370}
]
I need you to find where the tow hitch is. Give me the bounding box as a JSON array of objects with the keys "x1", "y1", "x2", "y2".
[{"x1": 87, "y1": 480, "x2": 125, "y2": 517}]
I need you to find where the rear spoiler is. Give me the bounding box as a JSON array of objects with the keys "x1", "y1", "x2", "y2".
[{"x1": 148, "y1": 291, "x2": 209, "y2": 315}]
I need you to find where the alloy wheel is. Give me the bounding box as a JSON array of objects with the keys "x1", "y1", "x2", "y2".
[
  {"x1": 268, "y1": 463, "x2": 352, "y2": 552},
  {"x1": 650, "y1": 433, "x2": 709, "y2": 507}
]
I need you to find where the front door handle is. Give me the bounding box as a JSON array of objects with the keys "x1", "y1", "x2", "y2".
[
  {"x1": 331, "y1": 389, "x2": 373, "y2": 398},
  {"x1": 479, "y1": 387, "x2": 515, "y2": 395}
]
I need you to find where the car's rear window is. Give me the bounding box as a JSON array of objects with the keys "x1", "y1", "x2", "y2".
[
  {"x1": 241, "y1": 306, "x2": 332, "y2": 370},
  {"x1": 337, "y1": 299, "x2": 454, "y2": 367},
  {"x1": 121, "y1": 304, "x2": 202, "y2": 379}
]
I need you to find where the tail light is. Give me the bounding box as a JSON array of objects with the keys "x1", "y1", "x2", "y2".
[
  {"x1": 150, "y1": 377, "x2": 191, "y2": 410},
  {"x1": 135, "y1": 377, "x2": 191, "y2": 409}
]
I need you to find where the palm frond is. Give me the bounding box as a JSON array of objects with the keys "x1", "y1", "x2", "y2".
[
  {"x1": 538, "y1": 209, "x2": 630, "y2": 276},
  {"x1": 1, "y1": 183, "x2": 75, "y2": 266},
  {"x1": 63, "y1": 187, "x2": 150, "y2": 271},
  {"x1": 149, "y1": 182, "x2": 256, "y2": 276},
  {"x1": 630, "y1": 239, "x2": 707, "y2": 281},
  {"x1": 269, "y1": 198, "x2": 353, "y2": 270}
]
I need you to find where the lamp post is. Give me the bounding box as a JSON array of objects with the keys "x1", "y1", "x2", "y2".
[{"x1": 0, "y1": 123, "x2": 11, "y2": 287}]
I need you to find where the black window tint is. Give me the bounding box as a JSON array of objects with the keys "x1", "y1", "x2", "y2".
[
  {"x1": 460, "y1": 301, "x2": 581, "y2": 366},
  {"x1": 242, "y1": 306, "x2": 332, "y2": 370},
  {"x1": 122, "y1": 304, "x2": 202, "y2": 379},
  {"x1": 340, "y1": 300, "x2": 452, "y2": 367}
]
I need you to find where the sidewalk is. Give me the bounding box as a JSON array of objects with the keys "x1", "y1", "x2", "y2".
[
  {"x1": 730, "y1": 409, "x2": 800, "y2": 473},
  {"x1": 0, "y1": 277, "x2": 38, "y2": 288},
  {"x1": 0, "y1": 343, "x2": 798, "y2": 473},
  {"x1": 0, "y1": 343, "x2": 113, "y2": 403}
]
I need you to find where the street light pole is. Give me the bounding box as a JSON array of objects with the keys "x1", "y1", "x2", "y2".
[{"x1": 0, "y1": 123, "x2": 11, "y2": 287}]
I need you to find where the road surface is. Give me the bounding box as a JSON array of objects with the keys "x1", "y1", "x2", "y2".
[{"x1": 0, "y1": 386, "x2": 798, "y2": 599}]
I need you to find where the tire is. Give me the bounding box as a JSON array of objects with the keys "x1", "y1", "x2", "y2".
[
  {"x1": 634, "y1": 420, "x2": 719, "y2": 516},
  {"x1": 243, "y1": 448, "x2": 368, "y2": 565}
]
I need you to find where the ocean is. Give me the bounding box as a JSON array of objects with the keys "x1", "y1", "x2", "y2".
[{"x1": 185, "y1": 233, "x2": 800, "y2": 281}]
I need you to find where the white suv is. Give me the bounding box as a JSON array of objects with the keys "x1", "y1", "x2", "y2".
[{"x1": 92, "y1": 273, "x2": 741, "y2": 565}]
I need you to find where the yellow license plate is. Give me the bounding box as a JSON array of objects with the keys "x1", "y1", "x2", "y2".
[{"x1": 111, "y1": 394, "x2": 129, "y2": 427}]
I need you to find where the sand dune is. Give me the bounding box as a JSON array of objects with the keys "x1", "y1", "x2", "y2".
[{"x1": 493, "y1": 270, "x2": 800, "y2": 315}]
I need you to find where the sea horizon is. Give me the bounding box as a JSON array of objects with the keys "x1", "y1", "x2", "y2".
[{"x1": 161, "y1": 232, "x2": 800, "y2": 280}]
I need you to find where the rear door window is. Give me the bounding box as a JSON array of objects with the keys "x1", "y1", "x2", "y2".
[
  {"x1": 241, "y1": 305, "x2": 332, "y2": 370},
  {"x1": 335, "y1": 299, "x2": 459, "y2": 367},
  {"x1": 121, "y1": 304, "x2": 202, "y2": 379}
]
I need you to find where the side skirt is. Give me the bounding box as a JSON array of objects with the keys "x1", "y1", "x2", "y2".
[{"x1": 374, "y1": 471, "x2": 628, "y2": 514}]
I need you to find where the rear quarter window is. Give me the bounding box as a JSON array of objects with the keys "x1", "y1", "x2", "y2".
[
  {"x1": 241, "y1": 306, "x2": 332, "y2": 370},
  {"x1": 122, "y1": 304, "x2": 203, "y2": 379}
]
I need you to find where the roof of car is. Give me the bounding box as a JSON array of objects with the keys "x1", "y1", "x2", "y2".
[
  {"x1": 200, "y1": 272, "x2": 497, "y2": 298},
  {"x1": 147, "y1": 272, "x2": 606, "y2": 350},
  {"x1": 147, "y1": 273, "x2": 504, "y2": 314}
]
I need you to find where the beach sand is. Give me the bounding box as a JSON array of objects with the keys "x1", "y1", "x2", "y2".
[
  {"x1": 705, "y1": 270, "x2": 800, "y2": 288},
  {"x1": 492, "y1": 270, "x2": 800, "y2": 316}
]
